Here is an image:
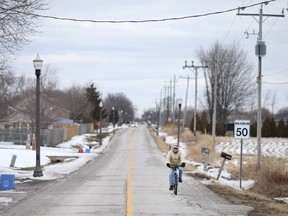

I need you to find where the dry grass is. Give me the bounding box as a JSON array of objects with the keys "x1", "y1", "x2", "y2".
[
  {"x1": 149, "y1": 124, "x2": 288, "y2": 215},
  {"x1": 251, "y1": 158, "x2": 288, "y2": 198},
  {"x1": 208, "y1": 183, "x2": 288, "y2": 216}
]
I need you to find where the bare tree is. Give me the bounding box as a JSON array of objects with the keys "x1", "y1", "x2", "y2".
[
  {"x1": 263, "y1": 89, "x2": 271, "y2": 110},
  {"x1": 0, "y1": 66, "x2": 15, "y2": 118},
  {"x1": 197, "y1": 41, "x2": 254, "y2": 123},
  {"x1": 0, "y1": 0, "x2": 46, "y2": 57},
  {"x1": 7, "y1": 64, "x2": 62, "y2": 129},
  {"x1": 41, "y1": 64, "x2": 59, "y2": 92},
  {"x1": 104, "y1": 93, "x2": 136, "y2": 123},
  {"x1": 271, "y1": 90, "x2": 277, "y2": 115},
  {"x1": 0, "y1": 1, "x2": 47, "y2": 112},
  {"x1": 61, "y1": 84, "x2": 87, "y2": 122}
]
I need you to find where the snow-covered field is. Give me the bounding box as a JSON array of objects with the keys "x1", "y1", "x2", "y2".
[{"x1": 217, "y1": 137, "x2": 288, "y2": 158}]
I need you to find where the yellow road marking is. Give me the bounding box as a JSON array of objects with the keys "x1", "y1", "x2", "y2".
[{"x1": 127, "y1": 134, "x2": 134, "y2": 216}]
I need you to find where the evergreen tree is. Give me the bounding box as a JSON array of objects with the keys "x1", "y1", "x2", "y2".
[
  {"x1": 85, "y1": 83, "x2": 101, "y2": 123},
  {"x1": 216, "y1": 123, "x2": 226, "y2": 136},
  {"x1": 250, "y1": 120, "x2": 257, "y2": 137},
  {"x1": 206, "y1": 122, "x2": 212, "y2": 134},
  {"x1": 270, "y1": 116, "x2": 277, "y2": 137},
  {"x1": 196, "y1": 114, "x2": 201, "y2": 131},
  {"x1": 285, "y1": 119, "x2": 288, "y2": 138},
  {"x1": 277, "y1": 119, "x2": 286, "y2": 138},
  {"x1": 261, "y1": 116, "x2": 271, "y2": 137}
]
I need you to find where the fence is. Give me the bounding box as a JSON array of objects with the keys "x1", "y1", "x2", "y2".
[{"x1": 0, "y1": 123, "x2": 94, "y2": 147}]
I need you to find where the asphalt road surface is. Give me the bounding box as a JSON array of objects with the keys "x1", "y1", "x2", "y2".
[{"x1": 1, "y1": 126, "x2": 253, "y2": 216}]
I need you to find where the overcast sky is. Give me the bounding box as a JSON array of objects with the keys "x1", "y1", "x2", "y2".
[{"x1": 13, "y1": 0, "x2": 288, "y2": 116}]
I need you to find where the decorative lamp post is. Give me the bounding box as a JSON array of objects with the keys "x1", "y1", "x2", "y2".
[
  {"x1": 157, "y1": 105, "x2": 160, "y2": 136},
  {"x1": 112, "y1": 106, "x2": 115, "y2": 133},
  {"x1": 33, "y1": 54, "x2": 43, "y2": 177},
  {"x1": 99, "y1": 100, "x2": 103, "y2": 145},
  {"x1": 177, "y1": 99, "x2": 183, "y2": 147}
]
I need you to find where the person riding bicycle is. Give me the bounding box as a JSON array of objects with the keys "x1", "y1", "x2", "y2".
[{"x1": 166, "y1": 144, "x2": 186, "y2": 190}]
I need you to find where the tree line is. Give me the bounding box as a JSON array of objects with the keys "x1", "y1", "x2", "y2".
[
  {"x1": 0, "y1": 65, "x2": 136, "y2": 131},
  {"x1": 188, "y1": 110, "x2": 288, "y2": 138}
]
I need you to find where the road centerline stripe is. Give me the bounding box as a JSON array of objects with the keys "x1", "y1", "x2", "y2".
[{"x1": 127, "y1": 133, "x2": 134, "y2": 216}]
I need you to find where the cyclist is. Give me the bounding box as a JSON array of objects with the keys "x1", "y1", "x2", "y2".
[{"x1": 166, "y1": 144, "x2": 186, "y2": 190}]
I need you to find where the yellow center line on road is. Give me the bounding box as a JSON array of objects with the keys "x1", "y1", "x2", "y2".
[{"x1": 126, "y1": 134, "x2": 134, "y2": 216}]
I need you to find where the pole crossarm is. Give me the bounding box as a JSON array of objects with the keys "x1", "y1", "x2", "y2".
[
  {"x1": 237, "y1": 12, "x2": 284, "y2": 17},
  {"x1": 183, "y1": 61, "x2": 208, "y2": 71}
]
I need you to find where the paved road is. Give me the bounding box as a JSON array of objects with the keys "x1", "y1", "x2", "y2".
[{"x1": 2, "y1": 126, "x2": 253, "y2": 215}]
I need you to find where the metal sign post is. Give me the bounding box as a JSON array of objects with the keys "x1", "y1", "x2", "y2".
[{"x1": 234, "y1": 120, "x2": 250, "y2": 189}]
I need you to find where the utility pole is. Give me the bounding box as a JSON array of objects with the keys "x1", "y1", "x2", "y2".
[
  {"x1": 237, "y1": 2, "x2": 285, "y2": 168},
  {"x1": 183, "y1": 61, "x2": 208, "y2": 143},
  {"x1": 164, "y1": 83, "x2": 170, "y2": 123},
  {"x1": 179, "y1": 75, "x2": 193, "y2": 129},
  {"x1": 159, "y1": 87, "x2": 163, "y2": 127},
  {"x1": 163, "y1": 85, "x2": 168, "y2": 123},
  {"x1": 170, "y1": 79, "x2": 173, "y2": 121},
  {"x1": 172, "y1": 76, "x2": 176, "y2": 122}
]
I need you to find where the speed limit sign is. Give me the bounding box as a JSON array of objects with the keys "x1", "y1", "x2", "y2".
[{"x1": 234, "y1": 120, "x2": 250, "y2": 139}]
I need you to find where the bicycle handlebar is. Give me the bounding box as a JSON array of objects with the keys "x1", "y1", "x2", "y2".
[{"x1": 170, "y1": 165, "x2": 180, "y2": 170}]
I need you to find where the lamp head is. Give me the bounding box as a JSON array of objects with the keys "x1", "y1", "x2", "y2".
[
  {"x1": 99, "y1": 100, "x2": 103, "y2": 108},
  {"x1": 33, "y1": 54, "x2": 43, "y2": 70}
]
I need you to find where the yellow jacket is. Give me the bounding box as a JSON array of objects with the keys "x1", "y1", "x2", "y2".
[{"x1": 166, "y1": 149, "x2": 185, "y2": 166}]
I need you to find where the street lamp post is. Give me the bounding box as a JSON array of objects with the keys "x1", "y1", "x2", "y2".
[
  {"x1": 33, "y1": 54, "x2": 43, "y2": 177},
  {"x1": 99, "y1": 100, "x2": 103, "y2": 145},
  {"x1": 120, "y1": 110, "x2": 123, "y2": 128},
  {"x1": 157, "y1": 105, "x2": 160, "y2": 136},
  {"x1": 177, "y1": 99, "x2": 183, "y2": 146},
  {"x1": 112, "y1": 106, "x2": 115, "y2": 133}
]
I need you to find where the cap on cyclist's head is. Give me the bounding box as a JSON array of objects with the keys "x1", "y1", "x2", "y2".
[{"x1": 172, "y1": 145, "x2": 179, "y2": 150}]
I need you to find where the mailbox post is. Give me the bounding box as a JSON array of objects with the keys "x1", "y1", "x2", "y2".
[
  {"x1": 201, "y1": 147, "x2": 210, "y2": 171},
  {"x1": 217, "y1": 152, "x2": 232, "y2": 180}
]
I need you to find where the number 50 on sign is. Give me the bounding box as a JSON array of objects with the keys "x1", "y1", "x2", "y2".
[{"x1": 234, "y1": 120, "x2": 250, "y2": 139}]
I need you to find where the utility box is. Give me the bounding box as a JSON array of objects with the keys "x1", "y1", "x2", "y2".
[
  {"x1": 255, "y1": 41, "x2": 266, "y2": 57},
  {"x1": 0, "y1": 174, "x2": 15, "y2": 190}
]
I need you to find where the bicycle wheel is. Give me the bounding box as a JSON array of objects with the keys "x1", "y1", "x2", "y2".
[{"x1": 174, "y1": 172, "x2": 178, "y2": 195}]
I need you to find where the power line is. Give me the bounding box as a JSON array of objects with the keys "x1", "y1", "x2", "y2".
[
  {"x1": 16, "y1": 0, "x2": 276, "y2": 24},
  {"x1": 263, "y1": 81, "x2": 288, "y2": 85},
  {"x1": 265, "y1": 69, "x2": 288, "y2": 76}
]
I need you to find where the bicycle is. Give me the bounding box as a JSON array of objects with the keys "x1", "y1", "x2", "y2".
[{"x1": 170, "y1": 165, "x2": 179, "y2": 195}]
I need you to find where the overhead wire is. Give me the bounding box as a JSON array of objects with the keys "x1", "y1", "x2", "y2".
[
  {"x1": 263, "y1": 81, "x2": 288, "y2": 85},
  {"x1": 264, "y1": 69, "x2": 288, "y2": 85},
  {"x1": 263, "y1": 16, "x2": 280, "y2": 39},
  {"x1": 222, "y1": 15, "x2": 237, "y2": 43},
  {"x1": 265, "y1": 69, "x2": 288, "y2": 76},
  {"x1": 16, "y1": 0, "x2": 276, "y2": 24}
]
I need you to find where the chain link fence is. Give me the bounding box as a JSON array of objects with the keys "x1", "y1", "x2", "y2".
[{"x1": 0, "y1": 123, "x2": 94, "y2": 147}]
